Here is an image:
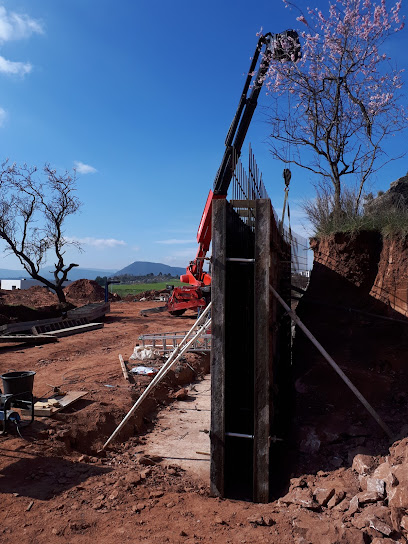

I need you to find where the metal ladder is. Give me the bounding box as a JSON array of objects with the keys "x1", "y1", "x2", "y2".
[{"x1": 138, "y1": 329, "x2": 211, "y2": 353}]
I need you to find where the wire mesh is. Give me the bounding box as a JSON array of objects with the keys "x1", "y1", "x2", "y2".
[{"x1": 229, "y1": 145, "x2": 311, "y2": 276}]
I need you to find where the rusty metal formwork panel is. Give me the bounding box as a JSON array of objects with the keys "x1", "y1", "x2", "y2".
[{"x1": 211, "y1": 193, "x2": 291, "y2": 503}]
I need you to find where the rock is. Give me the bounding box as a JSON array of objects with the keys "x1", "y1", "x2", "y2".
[
  {"x1": 390, "y1": 507, "x2": 404, "y2": 532},
  {"x1": 366, "y1": 478, "x2": 385, "y2": 499},
  {"x1": 149, "y1": 491, "x2": 163, "y2": 498},
  {"x1": 333, "y1": 498, "x2": 350, "y2": 512},
  {"x1": 314, "y1": 487, "x2": 335, "y2": 507},
  {"x1": 389, "y1": 437, "x2": 408, "y2": 464},
  {"x1": 338, "y1": 528, "x2": 366, "y2": 544},
  {"x1": 356, "y1": 490, "x2": 383, "y2": 505},
  {"x1": 139, "y1": 456, "x2": 157, "y2": 466},
  {"x1": 347, "y1": 495, "x2": 359, "y2": 515},
  {"x1": 290, "y1": 476, "x2": 307, "y2": 489},
  {"x1": 371, "y1": 540, "x2": 399, "y2": 544},
  {"x1": 125, "y1": 472, "x2": 142, "y2": 486},
  {"x1": 174, "y1": 388, "x2": 188, "y2": 400},
  {"x1": 280, "y1": 487, "x2": 317, "y2": 509},
  {"x1": 371, "y1": 537, "x2": 399, "y2": 544},
  {"x1": 372, "y1": 461, "x2": 398, "y2": 490},
  {"x1": 180, "y1": 530, "x2": 188, "y2": 537},
  {"x1": 247, "y1": 515, "x2": 275, "y2": 526},
  {"x1": 350, "y1": 505, "x2": 393, "y2": 533},
  {"x1": 388, "y1": 482, "x2": 408, "y2": 509},
  {"x1": 352, "y1": 454, "x2": 377, "y2": 475},
  {"x1": 369, "y1": 517, "x2": 393, "y2": 536},
  {"x1": 150, "y1": 455, "x2": 163, "y2": 463},
  {"x1": 214, "y1": 517, "x2": 227, "y2": 525},
  {"x1": 327, "y1": 490, "x2": 346, "y2": 509},
  {"x1": 78, "y1": 454, "x2": 90, "y2": 463},
  {"x1": 400, "y1": 514, "x2": 408, "y2": 531},
  {"x1": 132, "y1": 502, "x2": 146, "y2": 512},
  {"x1": 140, "y1": 468, "x2": 152, "y2": 479},
  {"x1": 108, "y1": 490, "x2": 119, "y2": 501},
  {"x1": 55, "y1": 429, "x2": 70, "y2": 439},
  {"x1": 365, "y1": 174, "x2": 408, "y2": 216}
]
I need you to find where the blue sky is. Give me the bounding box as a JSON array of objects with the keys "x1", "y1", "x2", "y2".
[{"x1": 0, "y1": 0, "x2": 407, "y2": 271}]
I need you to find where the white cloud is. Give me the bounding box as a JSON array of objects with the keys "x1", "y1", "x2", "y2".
[
  {"x1": 0, "y1": 7, "x2": 44, "y2": 43},
  {"x1": 164, "y1": 247, "x2": 197, "y2": 258},
  {"x1": 74, "y1": 161, "x2": 97, "y2": 175},
  {"x1": 0, "y1": 55, "x2": 31, "y2": 76},
  {"x1": 155, "y1": 239, "x2": 195, "y2": 245},
  {"x1": 0, "y1": 7, "x2": 43, "y2": 79},
  {"x1": 67, "y1": 236, "x2": 126, "y2": 248},
  {"x1": 0, "y1": 107, "x2": 7, "y2": 127}
]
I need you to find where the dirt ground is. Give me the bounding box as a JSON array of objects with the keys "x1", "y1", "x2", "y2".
[
  {"x1": 1, "y1": 279, "x2": 408, "y2": 542},
  {"x1": 0, "y1": 298, "x2": 296, "y2": 544}
]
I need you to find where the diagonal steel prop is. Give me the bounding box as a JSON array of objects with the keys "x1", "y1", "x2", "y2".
[
  {"x1": 269, "y1": 285, "x2": 393, "y2": 439},
  {"x1": 103, "y1": 303, "x2": 212, "y2": 449}
]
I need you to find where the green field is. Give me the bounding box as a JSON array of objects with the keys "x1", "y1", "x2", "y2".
[{"x1": 110, "y1": 280, "x2": 184, "y2": 297}]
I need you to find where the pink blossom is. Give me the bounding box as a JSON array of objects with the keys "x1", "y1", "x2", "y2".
[{"x1": 296, "y1": 15, "x2": 308, "y2": 25}]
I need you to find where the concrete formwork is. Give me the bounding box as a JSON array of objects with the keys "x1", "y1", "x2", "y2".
[{"x1": 211, "y1": 198, "x2": 291, "y2": 503}]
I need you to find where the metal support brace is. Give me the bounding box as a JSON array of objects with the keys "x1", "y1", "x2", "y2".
[{"x1": 269, "y1": 285, "x2": 394, "y2": 439}]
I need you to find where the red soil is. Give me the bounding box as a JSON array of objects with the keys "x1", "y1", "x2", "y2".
[{"x1": 1, "y1": 247, "x2": 408, "y2": 542}]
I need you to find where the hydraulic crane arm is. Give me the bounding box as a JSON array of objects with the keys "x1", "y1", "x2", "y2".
[
  {"x1": 214, "y1": 30, "x2": 300, "y2": 196},
  {"x1": 180, "y1": 30, "x2": 301, "y2": 288}
]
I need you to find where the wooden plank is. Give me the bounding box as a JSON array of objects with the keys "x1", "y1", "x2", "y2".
[
  {"x1": 119, "y1": 354, "x2": 130, "y2": 381},
  {"x1": 43, "y1": 322, "x2": 103, "y2": 338},
  {"x1": 55, "y1": 390, "x2": 87, "y2": 409},
  {"x1": 0, "y1": 334, "x2": 58, "y2": 344},
  {"x1": 253, "y1": 199, "x2": 271, "y2": 503},
  {"x1": 21, "y1": 390, "x2": 87, "y2": 417},
  {"x1": 67, "y1": 302, "x2": 110, "y2": 321},
  {"x1": 210, "y1": 198, "x2": 227, "y2": 498},
  {"x1": 0, "y1": 317, "x2": 64, "y2": 335}
]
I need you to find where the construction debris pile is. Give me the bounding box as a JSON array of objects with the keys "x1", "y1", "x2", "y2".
[
  {"x1": 276, "y1": 438, "x2": 408, "y2": 543},
  {"x1": 64, "y1": 279, "x2": 110, "y2": 303}
]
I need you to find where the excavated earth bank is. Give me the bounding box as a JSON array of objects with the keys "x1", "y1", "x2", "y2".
[{"x1": 1, "y1": 247, "x2": 408, "y2": 542}]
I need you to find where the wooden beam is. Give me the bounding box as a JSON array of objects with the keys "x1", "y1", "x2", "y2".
[
  {"x1": 253, "y1": 199, "x2": 271, "y2": 503},
  {"x1": 0, "y1": 334, "x2": 58, "y2": 344},
  {"x1": 43, "y1": 322, "x2": 104, "y2": 338},
  {"x1": 210, "y1": 198, "x2": 227, "y2": 498},
  {"x1": 119, "y1": 354, "x2": 130, "y2": 381}
]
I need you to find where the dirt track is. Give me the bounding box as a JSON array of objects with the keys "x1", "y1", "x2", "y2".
[
  {"x1": 1, "y1": 292, "x2": 408, "y2": 542},
  {"x1": 0, "y1": 300, "x2": 301, "y2": 544}
]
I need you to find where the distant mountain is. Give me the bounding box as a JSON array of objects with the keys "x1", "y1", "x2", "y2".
[
  {"x1": 0, "y1": 269, "x2": 30, "y2": 279},
  {"x1": 0, "y1": 267, "x2": 116, "y2": 281},
  {"x1": 58, "y1": 268, "x2": 117, "y2": 281},
  {"x1": 115, "y1": 261, "x2": 185, "y2": 277},
  {"x1": 0, "y1": 262, "x2": 184, "y2": 281}
]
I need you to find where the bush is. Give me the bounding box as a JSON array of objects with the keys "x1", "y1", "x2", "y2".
[{"x1": 303, "y1": 183, "x2": 408, "y2": 237}]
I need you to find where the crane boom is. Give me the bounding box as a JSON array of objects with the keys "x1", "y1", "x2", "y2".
[
  {"x1": 147, "y1": 31, "x2": 301, "y2": 316},
  {"x1": 180, "y1": 30, "x2": 300, "y2": 288}
]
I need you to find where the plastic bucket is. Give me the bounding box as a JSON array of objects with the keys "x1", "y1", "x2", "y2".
[{"x1": 1, "y1": 371, "x2": 36, "y2": 395}]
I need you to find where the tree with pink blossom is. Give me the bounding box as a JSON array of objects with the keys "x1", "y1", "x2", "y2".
[{"x1": 265, "y1": 0, "x2": 406, "y2": 221}]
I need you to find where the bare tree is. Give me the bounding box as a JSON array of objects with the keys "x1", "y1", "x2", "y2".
[
  {"x1": 0, "y1": 161, "x2": 81, "y2": 303},
  {"x1": 265, "y1": 0, "x2": 406, "y2": 221}
]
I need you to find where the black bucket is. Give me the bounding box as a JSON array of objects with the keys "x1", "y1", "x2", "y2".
[{"x1": 1, "y1": 371, "x2": 36, "y2": 395}]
